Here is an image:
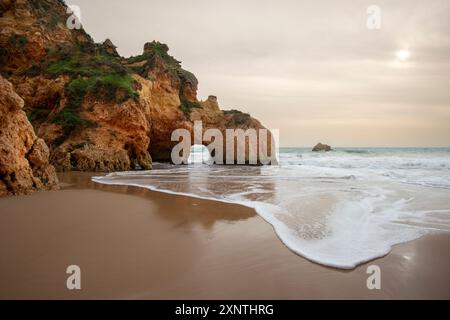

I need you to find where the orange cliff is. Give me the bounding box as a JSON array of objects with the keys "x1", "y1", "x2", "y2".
[
  {"x1": 0, "y1": 75, "x2": 58, "y2": 196},
  {"x1": 0, "y1": 0, "x2": 274, "y2": 174}
]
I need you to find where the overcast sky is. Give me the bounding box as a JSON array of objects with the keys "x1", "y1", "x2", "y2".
[{"x1": 69, "y1": 0, "x2": 450, "y2": 147}]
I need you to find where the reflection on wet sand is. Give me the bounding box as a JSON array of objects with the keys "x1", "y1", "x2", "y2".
[{"x1": 58, "y1": 171, "x2": 257, "y2": 231}]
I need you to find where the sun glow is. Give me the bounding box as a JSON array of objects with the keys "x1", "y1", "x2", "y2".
[{"x1": 396, "y1": 49, "x2": 411, "y2": 61}]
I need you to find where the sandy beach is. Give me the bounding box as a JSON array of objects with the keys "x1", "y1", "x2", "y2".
[{"x1": 0, "y1": 172, "x2": 449, "y2": 300}]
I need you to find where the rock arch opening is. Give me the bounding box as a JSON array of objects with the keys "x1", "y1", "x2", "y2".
[{"x1": 188, "y1": 144, "x2": 211, "y2": 164}]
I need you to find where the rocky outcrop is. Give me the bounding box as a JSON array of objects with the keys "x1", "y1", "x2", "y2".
[
  {"x1": 312, "y1": 143, "x2": 332, "y2": 152},
  {"x1": 0, "y1": 0, "x2": 275, "y2": 172},
  {"x1": 48, "y1": 77, "x2": 154, "y2": 171},
  {"x1": 125, "y1": 44, "x2": 275, "y2": 164},
  {"x1": 0, "y1": 0, "x2": 92, "y2": 73},
  {"x1": 101, "y1": 39, "x2": 119, "y2": 57},
  {"x1": 0, "y1": 76, "x2": 58, "y2": 196}
]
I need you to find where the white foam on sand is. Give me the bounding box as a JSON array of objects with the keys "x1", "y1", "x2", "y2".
[{"x1": 92, "y1": 148, "x2": 450, "y2": 269}]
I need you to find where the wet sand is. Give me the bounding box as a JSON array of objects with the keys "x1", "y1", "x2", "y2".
[{"x1": 0, "y1": 172, "x2": 449, "y2": 299}]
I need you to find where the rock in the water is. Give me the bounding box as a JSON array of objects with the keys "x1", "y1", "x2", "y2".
[
  {"x1": 312, "y1": 142, "x2": 332, "y2": 152},
  {"x1": 0, "y1": 76, "x2": 59, "y2": 196}
]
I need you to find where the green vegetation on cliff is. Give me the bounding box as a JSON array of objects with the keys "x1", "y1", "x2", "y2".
[
  {"x1": 224, "y1": 109, "x2": 251, "y2": 125},
  {"x1": 9, "y1": 34, "x2": 28, "y2": 48},
  {"x1": 23, "y1": 43, "x2": 139, "y2": 143},
  {"x1": 180, "y1": 97, "x2": 202, "y2": 119},
  {"x1": 125, "y1": 41, "x2": 182, "y2": 78},
  {"x1": 25, "y1": 108, "x2": 52, "y2": 133},
  {"x1": 127, "y1": 41, "x2": 181, "y2": 66},
  {"x1": 43, "y1": 45, "x2": 138, "y2": 102}
]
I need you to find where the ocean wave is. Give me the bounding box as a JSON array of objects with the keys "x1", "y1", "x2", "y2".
[
  {"x1": 342, "y1": 149, "x2": 371, "y2": 154},
  {"x1": 92, "y1": 150, "x2": 450, "y2": 269}
]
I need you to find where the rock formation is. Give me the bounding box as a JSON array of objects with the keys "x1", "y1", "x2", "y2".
[
  {"x1": 101, "y1": 39, "x2": 119, "y2": 57},
  {"x1": 0, "y1": 0, "x2": 275, "y2": 172},
  {"x1": 0, "y1": 76, "x2": 58, "y2": 196},
  {"x1": 312, "y1": 143, "x2": 332, "y2": 152}
]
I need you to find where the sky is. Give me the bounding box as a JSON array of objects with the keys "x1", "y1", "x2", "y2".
[{"x1": 69, "y1": 0, "x2": 450, "y2": 147}]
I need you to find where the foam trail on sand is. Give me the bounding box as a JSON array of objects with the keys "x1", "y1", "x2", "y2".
[{"x1": 92, "y1": 148, "x2": 450, "y2": 269}]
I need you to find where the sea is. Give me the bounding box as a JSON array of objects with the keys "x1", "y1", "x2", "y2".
[{"x1": 92, "y1": 147, "x2": 450, "y2": 269}]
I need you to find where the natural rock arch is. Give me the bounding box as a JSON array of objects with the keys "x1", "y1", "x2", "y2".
[{"x1": 152, "y1": 95, "x2": 276, "y2": 165}]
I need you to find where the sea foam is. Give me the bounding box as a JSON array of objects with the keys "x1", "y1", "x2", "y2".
[{"x1": 92, "y1": 148, "x2": 450, "y2": 269}]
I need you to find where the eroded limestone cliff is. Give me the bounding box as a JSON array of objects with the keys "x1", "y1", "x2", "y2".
[
  {"x1": 0, "y1": 75, "x2": 58, "y2": 196},
  {"x1": 0, "y1": 0, "x2": 273, "y2": 173}
]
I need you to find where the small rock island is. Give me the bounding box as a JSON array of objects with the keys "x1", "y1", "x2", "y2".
[{"x1": 312, "y1": 142, "x2": 332, "y2": 152}]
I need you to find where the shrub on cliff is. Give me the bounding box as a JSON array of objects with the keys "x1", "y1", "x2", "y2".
[
  {"x1": 51, "y1": 78, "x2": 96, "y2": 145},
  {"x1": 9, "y1": 34, "x2": 28, "y2": 48},
  {"x1": 180, "y1": 97, "x2": 202, "y2": 119},
  {"x1": 224, "y1": 109, "x2": 251, "y2": 125},
  {"x1": 23, "y1": 43, "x2": 139, "y2": 142},
  {"x1": 26, "y1": 109, "x2": 52, "y2": 131},
  {"x1": 25, "y1": 44, "x2": 138, "y2": 103}
]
